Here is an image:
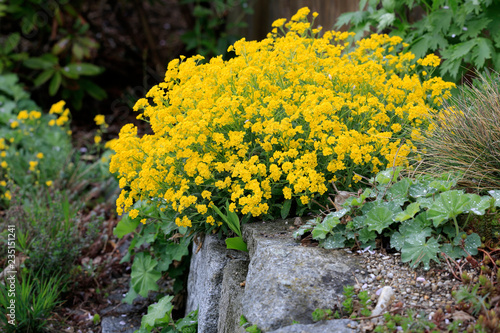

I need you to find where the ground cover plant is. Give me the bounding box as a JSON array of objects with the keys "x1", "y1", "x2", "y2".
[
  {"x1": 0, "y1": 73, "x2": 72, "y2": 207},
  {"x1": 295, "y1": 168, "x2": 500, "y2": 269},
  {"x1": 336, "y1": 0, "x2": 500, "y2": 82}
]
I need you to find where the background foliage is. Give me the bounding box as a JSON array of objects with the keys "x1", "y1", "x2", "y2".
[{"x1": 336, "y1": 0, "x2": 500, "y2": 82}]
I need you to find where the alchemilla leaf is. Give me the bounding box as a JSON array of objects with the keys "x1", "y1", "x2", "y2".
[
  {"x1": 365, "y1": 205, "x2": 394, "y2": 234},
  {"x1": 141, "y1": 295, "x2": 174, "y2": 327},
  {"x1": 312, "y1": 216, "x2": 339, "y2": 240},
  {"x1": 401, "y1": 235, "x2": 440, "y2": 270},
  {"x1": 321, "y1": 233, "x2": 346, "y2": 249},
  {"x1": 427, "y1": 190, "x2": 470, "y2": 227},
  {"x1": 131, "y1": 252, "x2": 162, "y2": 297},
  {"x1": 394, "y1": 202, "x2": 420, "y2": 222}
]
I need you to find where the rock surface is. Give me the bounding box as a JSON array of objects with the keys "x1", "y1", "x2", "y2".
[
  {"x1": 242, "y1": 220, "x2": 361, "y2": 331},
  {"x1": 185, "y1": 234, "x2": 248, "y2": 333},
  {"x1": 267, "y1": 319, "x2": 358, "y2": 333},
  {"x1": 218, "y1": 259, "x2": 249, "y2": 333},
  {"x1": 187, "y1": 219, "x2": 362, "y2": 332}
]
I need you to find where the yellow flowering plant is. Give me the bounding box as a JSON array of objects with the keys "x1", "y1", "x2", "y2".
[
  {"x1": 110, "y1": 8, "x2": 455, "y2": 236},
  {"x1": 0, "y1": 94, "x2": 73, "y2": 206}
]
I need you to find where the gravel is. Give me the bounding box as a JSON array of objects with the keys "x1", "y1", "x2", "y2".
[{"x1": 345, "y1": 249, "x2": 478, "y2": 330}]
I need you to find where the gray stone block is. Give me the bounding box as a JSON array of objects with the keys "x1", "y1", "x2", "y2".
[
  {"x1": 218, "y1": 259, "x2": 249, "y2": 333},
  {"x1": 186, "y1": 234, "x2": 248, "y2": 333},
  {"x1": 242, "y1": 220, "x2": 362, "y2": 332},
  {"x1": 267, "y1": 319, "x2": 358, "y2": 333}
]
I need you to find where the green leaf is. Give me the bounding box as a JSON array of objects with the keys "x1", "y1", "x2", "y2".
[
  {"x1": 394, "y1": 202, "x2": 421, "y2": 222},
  {"x1": 321, "y1": 233, "x2": 346, "y2": 249},
  {"x1": 225, "y1": 237, "x2": 248, "y2": 252},
  {"x1": 401, "y1": 235, "x2": 441, "y2": 270},
  {"x1": 409, "y1": 181, "x2": 436, "y2": 198},
  {"x1": 377, "y1": 12, "x2": 395, "y2": 31},
  {"x1": 465, "y1": 194, "x2": 493, "y2": 215},
  {"x1": 488, "y1": 190, "x2": 500, "y2": 207},
  {"x1": 141, "y1": 295, "x2": 174, "y2": 328},
  {"x1": 416, "y1": 196, "x2": 434, "y2": 209},
  {"x1": 358, "y1": 228, "x2": 377, "y2": 243},
  {"x1": 281, "y1": 200, "x2": 292, "y2": 219},
  {"x1": 4, "y1": 33, "x2": 20, "y2": 53},
  {"x1": 49, "y1": 71, "x2": 62, "y2": 96},
  {"x1": 131, "y1": 253, "x2": 161, "y2": 297},
  {"x1": 211, "y1": 202, "x2": 241, "y2": 236},
  {"x1": 375, "y1": 167, "x2": 402, "y2": 185},
  {"x1": 312, "y1": 215, "x2": 340, "y2": 240},
  {"x1": 387, "y1": 178, "x2": 411, "y2": 206},
  {"x1": 453, "y1": 232, "x2": 481, "y2": 256},
  {"x1": 157, "y1": 238, "x2": 191, "y2": 271},
  {"x1": 113, "y1": 215, "x2": 140, "y2": 238},
  {"x1": 448, "y1": 40, "x2": 477, "y2": 60},
  {"x1": 33, "y1": 69, "x2": 54, "y2": 87},
  {"x1": 175, "y1": 309, "x2": 198, "y2": 330},
  {"x1": 461, "y1": 17, "x2": 491, "y2": 40},
  {"x1": 240, "y1": 315, "x2": 249, "y2": 326},
  {"x1": 440, "y1": 243, "x2": 465, "y2": 259},
  {"x1": 52, "y1": 37, "x2": 70, "y2": 55},
  {"x1": 347, "y1": 188, "x2": 372, "y2": 206},
  {"x1": 427, "y1": 190, "x2": 470, "y2": 227},
  {"x1": 429, "y1": 9, "x2": 453, "y2": 34},
  {"x1": 326, "y1": 208, "x2": 350, "y2": 219},
  {"x1": 365, "y1": 205, "x2": 394, "y2": 234},
  {"x1": 122, "y1": 286, "x2": 139, "y2": 304},
  {"x1": 410, "y1": 35, "x2": 433, "y2": 59},
  {"x1": 60, "y1": 64, "x2": 80, "y2": 79},
  {"x1": 80, "y1": 79, "x2": 107, "y2": 100},
  {"x1": 427, "y1": 179, "x2": 456, "y2": 192},
  {"x1": 390, "y1": 220, "x2": 432, "y2": 251},
  {"x1": 439, "y1": 58, "x2": 462, "y2": 80},
  {"x1": 472, "y1": 37, "x2": 494, "y2": 68},
  {"x1": 23, "y1": 54, "x2": 58, "y2": 70},
  {"x1": 69, "y1": 62, "x2": 103, "y2": 76},
  {"x1": 72, "y1": 42, "x2": 86, "y2": 60}
]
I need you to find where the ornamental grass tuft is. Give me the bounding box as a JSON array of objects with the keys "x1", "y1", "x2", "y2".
[
  {"x1": 110, "y1": 7, "x2": 455, "y2": 232},
  {"x1": 421, "y1": 72, "x2": 500, "y2": 190}
]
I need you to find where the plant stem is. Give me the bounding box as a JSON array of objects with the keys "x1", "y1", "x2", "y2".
[{"x1": 453, "y1": 216, "x2": 460, "y2": 238}]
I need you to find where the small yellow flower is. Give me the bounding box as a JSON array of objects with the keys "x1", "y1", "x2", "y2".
[
  {"x1": 4, "y1": 191, "x2": 11, "y2": 200},
  {"x1": 129, "y1": 209, "x2": 139, "y2": 219},
  {"x1": 94, "y1": 136, "x2": 102, "y2": 144},
  {"x1": 17, "y1": 110, "x2": 29, "y2": 120},
  {"x1": 272, "y1": 18, "x2": 287, "y2": 27},
  {"x1": 29, "y1": 111, "x2": 42, "y2": 119},
  {"x1": 46, "y1": 180, "x2": 53, "y2": 187},
  {"x1": 94, "y1": 114, "x2": 108, "y2": 127},
  {"x1": 29, "y1": 160, "x2": 38, "y2": 171},
  {"x1": 0, "y1": 181, "x2": 6, "y2": 186},
  {"x1": 140, "y1": 218, "x2": 147, "y2": 224},
  {"x1": 37, "y1": 152, "x2": 44, "y2": 159},
  {"x1": 10, "y1": 121, "x2": 19, "y2": 129},
  {"x1": 1, "y1": 161, "x2": 8, "y2": 168},
  {"x1": 49, "y1": 100, "x2": 66, "y2": 114},
  {"x1": 49, "y1": 119, "x2": 56, "y2": 126}
]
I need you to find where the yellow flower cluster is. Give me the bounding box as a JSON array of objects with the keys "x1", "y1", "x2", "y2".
[
  {"x1": 48, "y1": 100, "x2": 71, "y2": 127},
  {"x1": 110, "y1": 8, "x2": 455, "y2": 230}
]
